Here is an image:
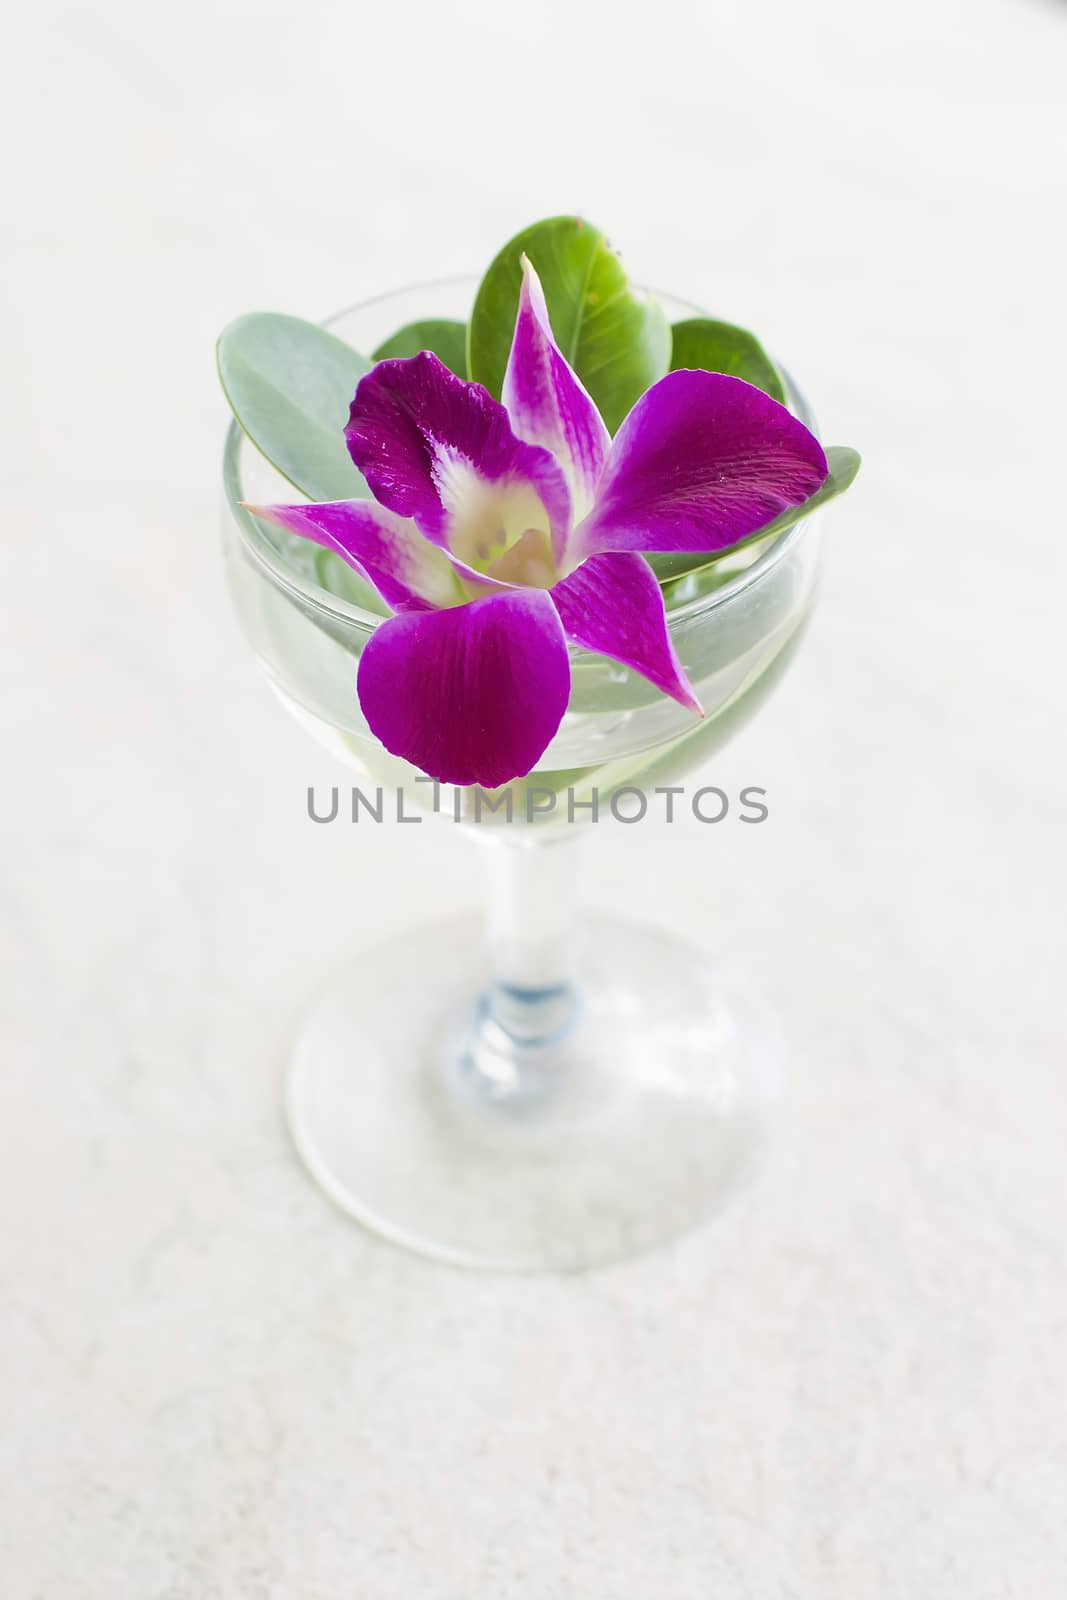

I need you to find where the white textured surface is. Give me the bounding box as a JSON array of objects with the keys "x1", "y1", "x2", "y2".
[{"x1": 3, "y1": 1, "x2": 1067, "y2": 1594}]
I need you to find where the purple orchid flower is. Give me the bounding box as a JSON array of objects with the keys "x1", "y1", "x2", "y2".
[{"x1": 248, "y1": 259, "x2": 828, "y2": 788}]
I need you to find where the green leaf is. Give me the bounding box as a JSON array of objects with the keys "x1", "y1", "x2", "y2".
[
  {"x1": 312, "y1": 547, "x2": 390, "y2": 616},
  {"x1": 648, "y1": 445, "x2": 862, "y2": 585},
  {"x1": 217, "y1": 312, "x2": 372, "y2": 502},
  {"x1": 372, "y1": 318, "x2": 468, "y2": 376},
  {"x1": 670, "y1": 317, "x2": 785, "y2": 403},
  {"x1": 468, "y1": 216, "x2": 671, "y2": 433}
]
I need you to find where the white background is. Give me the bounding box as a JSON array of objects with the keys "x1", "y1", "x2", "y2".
[{"x1": 4, "y1": 1, "x2": 1067, "y2": 1594}]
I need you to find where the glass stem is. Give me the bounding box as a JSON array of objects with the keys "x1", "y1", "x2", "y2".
[{"x1": 473, "y1": 828, "x2": 583, "y2": 1059}]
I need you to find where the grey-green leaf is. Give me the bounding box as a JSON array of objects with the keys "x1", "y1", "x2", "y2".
[
  {"x1": 648, "y1": 445, "x2": 862, "y2": 585},
  {"x1": 468, "y1": 216, "x2": 671, "y2": 434},
  {"x1": 217, "y1": 312, "x2": 372, "y2": 502},
  {"x1": 670, "y1": 317, "x2": 785, "y2": 403},
  {"x1": 372, "y1": 318, "x2": 468, "y2": 376}
]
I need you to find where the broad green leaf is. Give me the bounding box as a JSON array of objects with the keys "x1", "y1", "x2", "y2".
[
  {"x1": 217, "y1": 312, "x2": 372, "y2": 502},
  {"x1": 468, "y1": 216, "x2": 671, "y2": 433},
  {"x1": 648, "y1": 445, "x2": 861, "y2": 585},
  {"x1": 311, "y1": 546, "x2": 390, "y2": 616},
  {"x1": 373, "y1": 319, "x2": 468, "y2": 376},
  {"x1": 670, "y1": 317, "x2": 785, "y2": 403}
]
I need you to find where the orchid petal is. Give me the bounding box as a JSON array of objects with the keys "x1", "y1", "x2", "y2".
[
  {"x1": 551, "y1": 553, "x2": 702, "y2": 715},
  {"x1": 244, "y1": 499, "x2": 461, "y2": 612},
  {"x1": 572, "y1": 371, "x2": 828, "y2": 562},
  {"x1": 345, "y1": 352, "x2": 572, "y2": 568},
  {"x1": 356, "y1": 591, "x2": 570, "y2": 787},
  {"x1": 503, "y1": 256, "x2": 610, "y2": 530}
]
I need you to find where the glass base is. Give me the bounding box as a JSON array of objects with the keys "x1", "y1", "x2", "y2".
[{"x1": 286, "y1": 914, "x2": 783, "y2": 1272}]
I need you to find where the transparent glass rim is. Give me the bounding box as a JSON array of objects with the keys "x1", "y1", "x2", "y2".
[{"x1": 223, "y1": 275, "x2": 820, "y2": 636}]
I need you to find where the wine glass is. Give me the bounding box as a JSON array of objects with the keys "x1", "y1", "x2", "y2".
[{"x1": 222, "y1": 278, "x2": 823, "y2": 1271}]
